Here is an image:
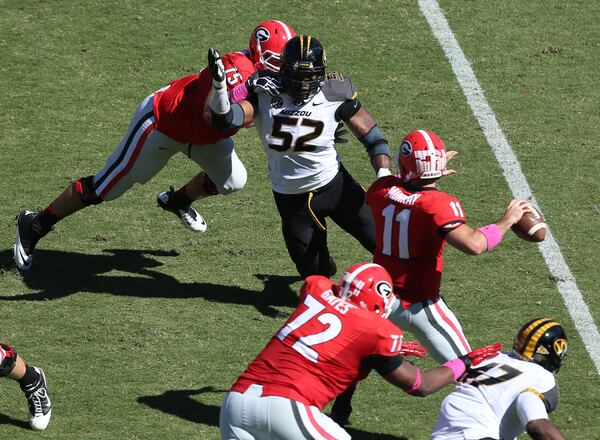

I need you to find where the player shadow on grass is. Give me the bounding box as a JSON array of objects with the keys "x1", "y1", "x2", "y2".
[
  {"x1": 137, "y1": 386, "x2": 408, "y2": 440},
  {"x1": 0, "y1": 412, "x2": 30, "y2": 430},
  {"x1": 0, "y1": 249, "x2": 299, "y2": 318}
]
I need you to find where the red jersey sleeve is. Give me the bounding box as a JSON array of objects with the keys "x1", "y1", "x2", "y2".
[
  {"x1": 425, "y1": 192, "x2": 466, "y2": 234},
  {"x1": 360, "y1": 319, "x2": 405, "y2": 375},
  {"x1": 218, "y1": 51, "x2": 256, "y2": 91}
]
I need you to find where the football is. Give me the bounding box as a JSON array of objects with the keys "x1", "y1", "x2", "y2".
[{"x1": 511, "y1": 206, "x2": 547, "y2": 242}]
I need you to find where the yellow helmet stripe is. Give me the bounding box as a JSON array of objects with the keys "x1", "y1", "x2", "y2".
[
  {"x1": 306, "y1": 35, "x2": 311, "y2": 58},
  {"x1": 523, "y1": 320, "x2": 560, "y2": 359},
  {"x1": 515, "y1": 318, "x2": 550, "y2": 353},
  {"x1": 299, "y1": 35, "x2": 305, "y2": 58}
]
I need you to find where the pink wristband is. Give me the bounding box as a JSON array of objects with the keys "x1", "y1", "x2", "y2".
[
  {"x1": 404, "y1": 367, "x2": 422, "y2": 394},
  {"x1": 478, "y1": 223, "x2": 502, "y2": 251},
  {"x1": 230, "y1": 83, "x2": 250, "y2": 103},
  {"x1": 443, "y1": 358, "x2": 466, "y2": 381}
]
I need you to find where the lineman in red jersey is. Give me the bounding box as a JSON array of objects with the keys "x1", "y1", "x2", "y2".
[
  {"x1": 13, "y1": 20, "x2": 296, "y2": 272},
  {"x1": 220, "y1": 262, "x2": 502, "y2": 439},
  {"x1": 366, "y1": 129, "x2": 533, "y2": 363}
]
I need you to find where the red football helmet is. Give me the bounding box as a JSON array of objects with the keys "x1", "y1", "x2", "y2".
[
  {"x1": 249, "y1": 20, "x2": 296, "y2": 71},
  {"x1": 336, "y1": 263, "x2": 395, "y2": 318},
  {"x1": 397, "y1": 129, "x2": 447, "y2": 182}
]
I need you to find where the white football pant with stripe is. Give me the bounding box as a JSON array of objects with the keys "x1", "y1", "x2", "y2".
[
  {"x1": 388, "y1": 297, "x2": 471, "y2": 363},
  {"x1": 220, "y1": 385, "x2": 350, "y2": 440},
  {"x1": 93, "y1": 93, "x2": 247, "y2": 201}
]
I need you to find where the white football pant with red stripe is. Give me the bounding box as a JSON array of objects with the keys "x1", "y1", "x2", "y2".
[
  {"x1": 388, "y1": 297, "x2": 471, "y2": 363},
  {"x1": 220, "y1": 385, "x2": 350, "y2": 440},
  {"x1": 92, "y1": 93, "x2": 247, "y2": 201}
]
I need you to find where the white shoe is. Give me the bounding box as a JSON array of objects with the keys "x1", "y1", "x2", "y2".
[
  {"x1": 157, "y1": 187, "x2": 207, "y2": 233},
  {"x1": 24, "y1": 367, "x2": 52, "y2": 431}
]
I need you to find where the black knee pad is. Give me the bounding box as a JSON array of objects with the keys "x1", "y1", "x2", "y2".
[
  {"x1": 74, "y1": 175, "x2": 103, "y2": 206},
  {"x1": 0, "y1": 343, "x2": 17, "y2": 377}
]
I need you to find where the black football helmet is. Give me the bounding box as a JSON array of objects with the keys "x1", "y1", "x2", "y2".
[
  {"x1": 279, "y1": 35, "x2": 327, "y2": 102},
  {"x1": 513, "y1": 318, "x2": 568, "y2": 373}
]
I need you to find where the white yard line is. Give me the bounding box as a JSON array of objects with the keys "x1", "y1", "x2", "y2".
[{"x1": 418, "y1": 0, "x2": 600, "y2": 374}]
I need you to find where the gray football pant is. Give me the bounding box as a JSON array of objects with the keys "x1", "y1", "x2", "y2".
[
  {"x1": 220, "y1": 384, "x2": 350, "y2": 440},
  {"x1": 388, "y1": 297, "x2": 471, "y2": 363},
  {"x1": 93, "y1": 93, "x2": 247, "y2": 201}
]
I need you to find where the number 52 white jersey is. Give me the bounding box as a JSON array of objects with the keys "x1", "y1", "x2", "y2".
[{"x1": 253, "y1": 75, "x2": 357, "y2": 195}]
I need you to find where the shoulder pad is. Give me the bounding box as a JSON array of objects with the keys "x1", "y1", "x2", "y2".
[{"x1": 323, "y1": 72, "x2": 357, "y2": 102}]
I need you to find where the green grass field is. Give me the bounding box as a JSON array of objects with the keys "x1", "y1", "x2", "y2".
[{"x1": 1, "y1": 0, "x2": 599, "y2": 438}]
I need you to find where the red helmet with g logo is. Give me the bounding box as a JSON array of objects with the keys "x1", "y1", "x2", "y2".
[
  {"x1": 249, "y1": 20, "x2": 296, "y2": 71},
  {"x1": 336, "y1": 263, "x2": 395, "y2": 318},
  {"x1": 397, "y1": 129, "x2": 447, "y2": 182}
]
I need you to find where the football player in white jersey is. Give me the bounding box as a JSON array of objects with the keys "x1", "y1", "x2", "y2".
[
  {"x1": 431, "y1": 318, "x2": 568, "y2": 440},
  {"x1": 208, "y1": 35, "x2": 393, "y2": 278}
]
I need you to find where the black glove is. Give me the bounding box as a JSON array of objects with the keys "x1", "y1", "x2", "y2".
[
  {"x1": 334, "y1": 122, "x2": 349, "y2": 144},
  {"x1": 245, "y1": 70, "x2": 283, "y2": 97},
  {"x1": 208, "y1": 47, "x2": 225, "y2": 86}
]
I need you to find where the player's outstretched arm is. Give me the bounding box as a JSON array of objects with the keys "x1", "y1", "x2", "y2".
[
  {"x1": 381, "y1": 343, "x2": 501, "y2": 397},
  {"x1": 526, "y1": 419, "x2": 566, "y2": 440},
  {"x1": 206, "y1": 48, "x2": 256, "y2": 131},
  {"x1": 345, "y1": 107, "x2": 392, "y2": 175},
  {"x1": 446, "y1": 199, "x2": 534, "y2": 255}
]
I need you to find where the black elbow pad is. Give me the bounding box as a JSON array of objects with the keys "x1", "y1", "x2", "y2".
[{"x1": 211, "y1": 109, "x2": 234, "y2": 132}]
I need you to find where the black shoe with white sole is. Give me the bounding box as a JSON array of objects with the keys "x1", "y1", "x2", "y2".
[
  {"x1": 157, "y1": 186, "x2": 207, "y2": 233},
  {"x1": 13, "y1": 210, "x2": 42, "y2": 272}
]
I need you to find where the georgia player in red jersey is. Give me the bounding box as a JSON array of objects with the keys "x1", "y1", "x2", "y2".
[
  {"x1": 220, "y1": 262, "x2": 501, "y2": 440},
  {"x1": 13, "y1": 20, "x2": 296, "y2": 272},
  {"x1": 366, "y1": 129, "x2": 533, "y2": 363}
]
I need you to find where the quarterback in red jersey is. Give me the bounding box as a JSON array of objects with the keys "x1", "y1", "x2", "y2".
[
  {"x1": 220, "y1": 262, "x2": 502, "y2": 439},
  {"x1": 13, "y1": 20, "x2": 296, "y2": 272},
  {"x1": 366, "y1": 129, "x2": 532, "y2": 363}
]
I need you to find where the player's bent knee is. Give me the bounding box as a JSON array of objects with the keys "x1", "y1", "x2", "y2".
[
  {"x1": 218, "y1": 170, "x2": 247, "y2": 195},
  {"x1": 74, "y1": 176, "x2": 104, "y2": 206},
  {"x1": 0, "y1": 343, "x2": 17, "y2": 377}
]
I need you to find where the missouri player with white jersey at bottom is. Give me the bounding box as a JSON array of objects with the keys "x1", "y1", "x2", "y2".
[
  {"x1": 219, "y1": 262, "x2": 502, "y2": 440},
  {"x1": 208, "y1": 35, "x2": 394, "y2": 279},
  {"x1": 431, "y1": 318, "x2": 568, "y2": 440},
  {"x1": 366, "y1": 129, "x2": 534, "y2": 363}
]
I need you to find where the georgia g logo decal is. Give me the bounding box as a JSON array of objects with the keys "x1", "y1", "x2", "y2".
[
  {"x1": 376, "y1": 281, "x2": 392, "y2": 298},
  {"x1": 400, "y1": 140, "x2": 413, "y2": 157},
  {"x1": 255, "y1": 27, "x2": 270, "y2": 43}
]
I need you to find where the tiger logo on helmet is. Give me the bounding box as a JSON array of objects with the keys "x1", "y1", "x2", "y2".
[
  {"x1": 396, "y1": 129, "x2": 447, "y2": 182},
  {"x1": 513, "y1": 318, "x2": 568, "y2": 373},
  {"x1": 336, "y1": 263, "x2": 395, "y2": 318},
  {"x1": 248, "y1": 20, "x2": 296, "y2": 72}
]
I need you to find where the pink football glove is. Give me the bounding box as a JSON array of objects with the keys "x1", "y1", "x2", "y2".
[{"x1": 399, "y1": 341, "x2": 428, "y2": 358}]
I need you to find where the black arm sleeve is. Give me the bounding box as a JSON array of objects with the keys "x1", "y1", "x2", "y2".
[
  {"x1": 361, "y1": 354, "x2": 404, "y2": 376},
  {"x1": 335, "y1": 98, "x2": 362, "y2": 122},
  {"x1": 210, "y1": 103, "x2": 246, "y2": 132}
]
